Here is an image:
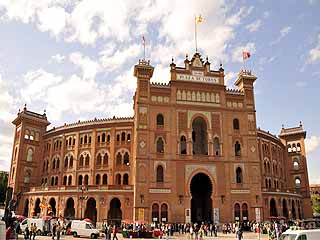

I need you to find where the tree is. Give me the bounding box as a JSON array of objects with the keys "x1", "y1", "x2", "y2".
[
  {"x1": 311, "y1": 194, "x2": 320, "y2": 214},
  {"x1": 0, "y1": 171, "x2": 8, "y2": 205}
]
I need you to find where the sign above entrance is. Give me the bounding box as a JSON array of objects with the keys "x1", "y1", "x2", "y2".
[{"x1": 176, "y1": 73, "x2": 219, "y2": 84}]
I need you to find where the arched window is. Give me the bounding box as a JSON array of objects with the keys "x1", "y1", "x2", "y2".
[
  {"x1": 80, "y1": 137, "x2": 83, "y2": 145},
  {"x1": 123, "y1": 174, "x2": 129, "y2": 185},
  {"x1": 160, "y1": 203, "x2": 168, "y2": 222},
  {"x1": 265, "y1": 178, "x2": 268, "y2": 188},
  {"x1": 270, "y1": 198, "x2": 277, "y2": 217},
  {"x1": 85, "y1": 155, "x2": 90, "y2": 166},
  {"x1": 192, "y1": 117, "x2": 208, "y2": 155},
  {"x1": 117, "y1": 134, "x2": 120, "y2": 142},
  {"x1": 88, "y1": 136, "x2": 91, "y2": 144},
  {"x1": 234, "y1": 203, "x2": 240, "y2": 220},
  {"x1": 107, "y1": 135, "x2": 111, "y2": 142},
  {"x1": 292, "y1": 143, "x2": 296, "y2": 152},
  {"x1": 295, "y1": 178, "x2": 301, "y2": 188},
  {"x1": 236, "y1": 167, "x2": 243, "y2": 183},
  {"x1": 156, "y1": 138, "x2": 164, "y2": 153},
  {"x1": 156, "y1": 114, "x2": 164, "y2": 126},
  {"x1": 293, "y1": 159, "x2": 299, "y2": 170},
  {"x1": 84, "y1": 135, "x2": 88, "y2": 144},
  {"x1": 121, "y1": 132, "x2": 126, "y2": 141},
  {"x1": 102, "y1": 133, "x2": 106, "y2": 142},
  {"x1": 116, "y1": 152, "x2": 122, "y2": 165},
  {"x1": 96, "y1": 174, "x2": 101, "y2": 185},
  {"x1": 235, "y1": 141, "x2": 241, "y2": 156},
  {"x1": 51, "y1": 176, "x2": 54, "y2": 186},
  {"x1": 55, "y1": 176, "x2": 58, "y2": 185},
  {"x1": 233, "y1": 118, "x2": 240, "y2": 130},
  {"x1": 116, "y1": 174, "x2": 121, "y2": 185},
  {"x1": 78, "y1": 175, "x2": 83, "y2": 185},
  {"x1": 102, "y1": 174, "x2": 108, "y2": 185},
  {"x1": 297, "y1": 143, "x2": 301, "y2": 152},
  {"x1": 269, "y1": 179, "x2": 272, "y2": 188},
  {"x1": 127, "y1": 134, "x2": 131, "y2": 142},
  {"x1": 288, "y1": 144, "x2": 292, "y2": 153},
  {"x1": 68, "y1": 176, "x2": 72, "y2": 185},
  {"x1": 180, "y1": 136, "x2": 187, "y2": 154},
  {"x1": 84, "y1": 175, "x2": 89, "y2": 185},
  {"x1": 242, "y1": 203, "x2": 248, "y2": 220},
  {"x1": 24, "y1": 171, "x2": 31, "y2": 183},
  {"x1": 97, "y1": 135, "x2": 100, "y2": 143},
  {"x1": 264, "y1": 162, "x2": 267, "y2": 173},
  {"x1": 56, "y1": 158, "x2": 60, "y2": 169},
  {"x1": 27, "y1": 148, "x2": 33, "y2": 162},
  {"x1": 213, "y1": 137, "x2": 220, "y2": 156},
  {"x1": 52, "y1": 159, "x2": 56, "y2": 169},
  {"x1": 123, "y1": 152, "x2": 129, "y2": 165},
  {"x1": 96, "y1": 153, "x2": 102, "y2": 166},
  {"x1": 64, "y1": 157, "x2": 68, "y2": 168},
  {"x1": 69, "y1": 137, "x2": 72, "y2": 146},
  {"x1": 63, "y1": 176, "x2": 67, "y2": 186},
  {"x1": 152, "y1": 203, "x2": 160, "y2": 222},
  {"x1": 79, "y1": 155, "x2": 84, "y2": 166},
  {"x1": 69, "y1": 156, "x2": 73, "y2": 168},
  {"x1": 103, "y1": 153, "x2": 108, "y2": 165},
  {"x1": 156, "y1": 165, "x2": 164, "y2": 183}
]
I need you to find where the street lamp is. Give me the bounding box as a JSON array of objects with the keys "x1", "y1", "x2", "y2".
[{"x1": 79, "y1": 185, "x2": 88, "y2": 219}]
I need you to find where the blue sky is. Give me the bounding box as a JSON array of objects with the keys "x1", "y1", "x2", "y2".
[{"x1": 0, "y1": 0, "x2": 319, "y2": 183}]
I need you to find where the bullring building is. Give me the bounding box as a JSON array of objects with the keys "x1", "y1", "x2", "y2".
[{"x1": 8, "y1": 52, "x2": 313, "y2": 226}]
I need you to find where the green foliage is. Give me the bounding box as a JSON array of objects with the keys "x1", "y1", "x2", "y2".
[
  {"x1": 0, "y1": 171, "x2": 8, "y2": 205},
  {"x1": 311, "y1": 194, "x2": 320, "y2": 214}
]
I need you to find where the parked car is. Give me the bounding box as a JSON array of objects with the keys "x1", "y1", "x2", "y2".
[
  {"x1": 20, "y1": 218, "x2": 50, "y2": 235},
  {"x1": 71, "y1": 220, "x2": 99, "y2": 239},
  {"x1": 280, "y1": 229, "x2": 320, "y2": 240}
]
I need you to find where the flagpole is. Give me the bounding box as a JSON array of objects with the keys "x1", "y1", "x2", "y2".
[
  {"x1": 195, "y1": 16, "x2": 197, "y2": 52},
  {"x1": 143, "y1": 42, "x2": 146, "y2": 60},
  {"x1": 242, "y1": 53, "x2": 246, "y2": 70}
]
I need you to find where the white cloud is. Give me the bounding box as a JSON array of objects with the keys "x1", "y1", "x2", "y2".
[
  {"x1": 271, "y1": 26, "x2": 292, "y2": 45},
  {"x1": 307, "y1": 34, "x2": 320, "y2": 64},
  {"x1": 99, "y1": 44, "x2": 142, "y2": 71},
  {"x1": 232, "y1": 42, "x2": 256, "y2": 63},
  {"x1": 50, "y1": 54, "x2": 65, "y2": 63},
  {"x1": 305, "y1": 136, "x2": 320, "y2": 154},
  {"x1": 46, "y1": 74, "x2": 103, "y2": 119},
  {"x1": 69, "y1": 52, "x2": 101, "y2": 79},
  {"x1": 263, "y1": 11, "x2": 270, "y2": 18},
  {"x1": 295, "y1": 81, "x2": 307, "y2": 87},
  {"x1": 224, "y1": 71, "x2": 237, "y2": 87},
  {"x1": 246, "y1": 19, "x2": 262, "y2": 32},
  {"x1": 0, "y1": 74, "x2": 15, "y2": 122},
  {"x1": 21, "y1": 69, "x2": 63, "y2": 103},
  {"x1": 152, "y1": 64, "x2": 170, "y2": 84}
]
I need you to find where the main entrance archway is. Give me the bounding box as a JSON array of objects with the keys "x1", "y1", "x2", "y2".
[
  {"x1": 190, "y1": 173, "x2": 213, "y2": 223},
  {"x1": 108, "y1": 198, "x2": 122, "y2": 226}
]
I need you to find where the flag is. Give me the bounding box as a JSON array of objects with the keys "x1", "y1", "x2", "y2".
[
  {"x1": 243, "y1": 51, "x2": 251, "y2": 60},
  {"x1": 142, "y1": 35, "x2": 145, "y2": 46},
  {"x1": 196, "y1": 15, "x2": 203, "y2": 23}
]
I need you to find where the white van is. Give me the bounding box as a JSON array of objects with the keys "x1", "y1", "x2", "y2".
[
  {"x1": 71, "y1": 220, "x2": 99, "y2": 239},
  {"x1": 20, "y1": 218, "x2": 48, "y2": 235},
  {"x1": 280, "y1": 229, "x2": 320, "y2": 240}
]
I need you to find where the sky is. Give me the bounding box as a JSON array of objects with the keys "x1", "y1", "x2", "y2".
[{"x1": 0, "y1": 0, "x2": 319, "y2": 183}]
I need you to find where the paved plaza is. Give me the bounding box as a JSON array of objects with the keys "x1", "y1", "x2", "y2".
[{"x1": 15, "y1": 232, "x2": 268, "y2": 240}]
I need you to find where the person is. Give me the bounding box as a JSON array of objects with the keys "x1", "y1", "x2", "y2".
[
  {"x1": 32, "y1": 223, "x2": 37, "y2": 240},
  {"x1": 24, "y1": 226, "x2": 30, "y2": 240},
  {"x1": 56, "y1": 222, "x2": 61, "y2": 240},
  {"x1": 52, "y1": 223, "x2": 56, "y2": 240},
  {"x1": 112, "y1": 225, "x2": 118, "y2": 240},
  {"x1": 236, "y1": 228, "x2": 243, "y2": 240},
  {"x1": 104, "y1": 224, "x2": 109, "y2": 240},
  {"x1": 15, "y1": 222, "x2": 21, "y2": 240}
]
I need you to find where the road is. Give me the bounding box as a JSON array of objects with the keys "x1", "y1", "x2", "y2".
[{"x1": 15, "y1": 232, "x2": 268, "y2": 239}]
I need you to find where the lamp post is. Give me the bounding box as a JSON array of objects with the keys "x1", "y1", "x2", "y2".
[{"x1": 79, "y1": 185, "x2": 88, "y2": 219}]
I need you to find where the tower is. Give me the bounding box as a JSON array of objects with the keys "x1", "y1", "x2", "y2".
[
  {"x1": 8, "y1": 105, "x2": 50, "y2": 196},
  {"x1": 279, "y1": 123, "x2": 313, "y2": 218},
  {"x1": 133, "y1": 59, "x2": 154, "y2": 221}
]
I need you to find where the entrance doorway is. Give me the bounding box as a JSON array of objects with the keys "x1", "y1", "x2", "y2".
[
  {"x1": 190, "y1": 173, "x2": 213, "y2": 223},
  {"x1": 108, "y1": 198, "x2": 122, "y2": 226},
  {"x1": 84, "y1": 198, "x2": 97, "y2": 224}
]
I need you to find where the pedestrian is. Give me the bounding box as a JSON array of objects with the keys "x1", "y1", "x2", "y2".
[
  {"x1": 15, "y1": 222, "x2": 21, "y2": 240},
  {"x1": 32, "y1": 223, "x2": 37, "y2": 240},
  {"x1": 56, "y1": 222, "x2": 61, "y2": 240},
  {"x1": 236, "y1": 228, "x2": 243, "y2": 240},
  {"x1": 52, "y1": 223, "x2": 56, "y2": 240},
  {"x1": 24, "y1": 226, "x2": 30, "y2": 240},
  {"x1": 104, "y1": 224, "x2": 109, "y2": 240},
  {"x1": 112, "y1": 225, "x2": 118, "y2": 240}
]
